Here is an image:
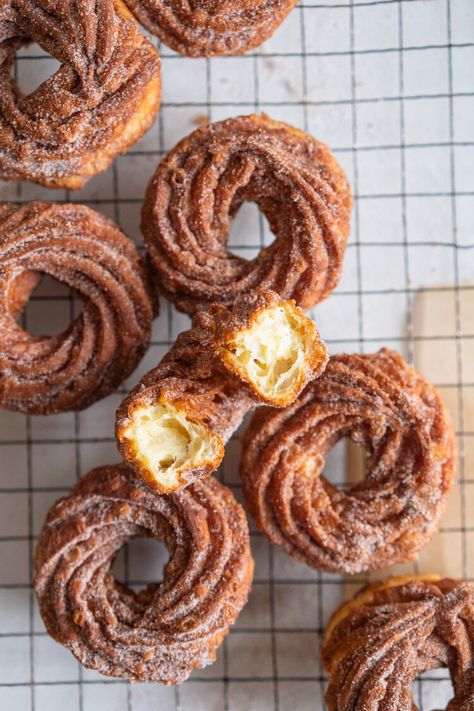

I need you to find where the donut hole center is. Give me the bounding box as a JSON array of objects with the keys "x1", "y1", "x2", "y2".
[
  {"x1": 13, "y1": 273, "x2": 81, "y2": 337},
  {"x1": 228, "y1": 201, "x2": 274, "y2": 252},
  {"x1": 322, "y1": 438, "x2": 367, "y2": 489},
  {"x1": 113, "y1": 536, "x2": 169, "y2": 592},
  {"x1": 122, "y1": 402, "x2": 223, "y2": 490},
  {"x1": 221, "y1": 303, "x2": 323, "y2": 406},
  {"x1": 410, "y1": 671, "x2": 453, "y2": 710},
  {"x1": 14, "y1": 44, "x2": 61, "y2": 98}
]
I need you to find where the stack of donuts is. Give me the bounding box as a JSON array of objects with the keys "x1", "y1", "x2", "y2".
[{"x1": 0, "y1": 1, "x2": 472, "y2": 708}]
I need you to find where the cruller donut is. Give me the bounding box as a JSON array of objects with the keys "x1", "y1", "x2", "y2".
[
  {"x1": 0, "y1": 0, "x2": 161, "y2": 189},
  {"x1": 240, "y1": 349, "x2": 455, "y2": 574},
  {"x1": 34, "y1": 464, "x2": 253, "y2": 684},
  {"x1": 116, "y1": 289, "x2": 328, "y2": 494},
  {"x1": 142, "y1": 114, "x2": 352, "y2": 315},
  {"x1": 322, "y1": 575, "x2": 474, "y2": 711},
  {"x1": 0, "y1": 201, "x2": 154, "y2": 415},
  {"x1": 123, "y1": 0, "x2": 298, "y2": 57}
]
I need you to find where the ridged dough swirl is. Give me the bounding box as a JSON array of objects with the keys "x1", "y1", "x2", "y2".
[
  {"x1": 0, "y1": 201, "x2": 154, "y2": 415},
  {"x1": 240, "y1": 349, "x2": 455, "y2": 574},
  {"x1": 0, "y1": 0, "x2": 161, "y2": 189},
  {"x1": 142, "y1": 114, "x2": 352, "y2": 315},
  {"x1": 322, "y1": 576, "x2": 474, "y2": 711},
  {"x1": 34, "y1": 464, "x2": 254, "y2": 684},
  {"x1": 124, "y1": 0, "x2": 298, "y2": 57}
]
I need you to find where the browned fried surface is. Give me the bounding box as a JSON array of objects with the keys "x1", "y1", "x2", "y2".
[
  {"x1": 124, "y1": 0, "x2": 298, "y2": 56},
  {"x1": 322, "y1": 576, "x2": 474, "y2": 711},
  {"x1": 240, "y1": 349, "x2": 455, "y2": 574},
  {"x1": 116, "y1": 289, "x2": 328, "y2": 493},
  {"x1": 34, "y1": 464, "x2": 253, "y2": 684},
  {"x1": 0, "y1": 201, "x2": 154, "y2": 415},
  {"x1": 142, "y1": 114, "x2": 352, "y2": 315},
  {"x1": 0, "y1": 0, "x2": 161, "y2": 189}
]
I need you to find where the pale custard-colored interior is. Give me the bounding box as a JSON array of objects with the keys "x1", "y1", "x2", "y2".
[
  {"x1": 226, "y1": 305, "x2": 311, "y2": 402},
  {"x1": 123, "y1": 403, "x2": 221, "y2": 489}
]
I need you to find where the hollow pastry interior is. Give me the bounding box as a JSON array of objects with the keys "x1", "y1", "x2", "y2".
[
  {"x1": 118, "y1": 299, "x2": 326, "y2": 492},
  {"x1": 221, "y1": 303, "x2": 323, "y2": 406},
  {"x1": 122, "y1": 402, "x2": 223, "y2": 490}
]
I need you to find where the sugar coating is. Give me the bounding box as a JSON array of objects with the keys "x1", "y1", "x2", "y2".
[
  {"x1": 142, "y1": 113, "x2": 352, "y2": 315},
  {"x1": 241, "y1": 348, "x2": 456, "y2": 574},
  {"x1": 124, "y1": 0, "x2": 298, "y2": 57},
  {"x1": 322, "y1": 576, "x2": 474, "y2": 710},
  {"x1": 34, "y1": 464, "x2": 254, "y2": 684},
  {"x1": 0, "y1": 201, "x2": 154, "y2": 415},
  {"x1": 116, "y1": 289, "x2": 328, "y2": 494},
  {"x1": 0, "y1": 0, "x2": 161, "y2": 189}
]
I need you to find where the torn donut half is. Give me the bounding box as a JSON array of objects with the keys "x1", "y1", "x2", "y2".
[{"x1": 116, "y1": 289, "x2": 328, "y2": 493}]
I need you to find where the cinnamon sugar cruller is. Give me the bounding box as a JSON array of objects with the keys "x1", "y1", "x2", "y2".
[
  {"x1": 0, "y1": 0, "x2": 161, "y2": 189},
  {"x1": 116, "y1": 289, "x2": 328, "y2": 494}
]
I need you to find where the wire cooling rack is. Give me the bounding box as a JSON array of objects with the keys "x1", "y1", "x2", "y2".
[{"x1": 1, "y1": 0, "x2": 473, "y2": 709}]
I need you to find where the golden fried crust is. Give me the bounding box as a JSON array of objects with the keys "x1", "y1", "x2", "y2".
[
  {"x1": 240, "y1": 349, "x2": 456, "y2": 574},
  {"x1": 322, "y1": 576, "x2": 474, "y2": 711},
  {"x1": 116, "y1": 289, "x2": 328, "y2": 494},
  {"x1": 34, "y1": 464, "x2": 254, "y2": 684},
  {"x1": 124, "y1": 0, "x2": 298, "y2": 57},
  {"x1": 142, "y1": 114, "x2": 352, "y2": 315},
  {"x1": 0, "y1": 0, "x2": 161, "y2": 189},
  {"x1": 0, "y1": 201, "x2": 154, "y2": 415}
]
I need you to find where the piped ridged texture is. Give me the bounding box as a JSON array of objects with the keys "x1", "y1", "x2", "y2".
[
  {"x1": 0, "y1": 201, "x2": 154, "y2": 415},
  {"x1": 34, "y1": 464, "x2": 253, "y2": 684},
  {"x1": 124, "y1": 0, "x2": 298, "y2": 57},
  {"x1": 0, "y1": 0, "x2": 161, "y2": 189},
  {"x1": 116, "y1": 289, "x2": 328, "y2": 493},
  {"x1": 240, "y1": 349, "x2": 455, "y2": 574},
  {"x1": 322, "y1": 576, "x2": 474, "y2": 711},
  {"x1": 142, "y1": 114, "x2": 352, "y2": 315}
]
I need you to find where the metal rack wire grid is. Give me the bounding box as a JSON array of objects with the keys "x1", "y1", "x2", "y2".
[{"x1": 0, "y1": 0, "x2": 473, "y2": 709}]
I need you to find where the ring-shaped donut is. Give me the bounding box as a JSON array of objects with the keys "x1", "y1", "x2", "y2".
[
  {"x1": 142, "y1": 114, "x2": 352, "y2": 315},
  {"x1": 322, "y1": 575, "x2": 474, "y2": 711},
  {"x1": 124, "y1": 0, "x2": 298, "y2": 57},
  {"x1": 240, "y1": 349, "x2": 455, "y2": 574},
  {"x1": 0, "y1": 201, "x2": 154, "y2": 415},
  {"x1": 34, "y1": 464, "x2": 253, "y2": 684},
  {"x1": 0, "y1": 0, "x2": 161, "y2": 189}
]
